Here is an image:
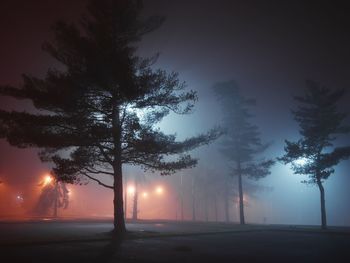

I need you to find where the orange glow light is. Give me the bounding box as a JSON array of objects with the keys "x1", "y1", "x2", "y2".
[
  {"x1": 43, "y1": 175, "x2": 53, "y2": 186},
  {"x1": 142, "y1": 192, "x2": 148, "y2": 198},
  {"x1": 127, "y1": 185, "x2": 135, "y2": 194},
  {"x1": 155, "y1": 186, "x2": 163, "y2": 194}
]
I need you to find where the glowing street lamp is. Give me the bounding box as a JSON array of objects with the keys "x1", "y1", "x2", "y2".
[
  {"x1": 127, "y1": 185, "x2": 136, "y2": 195},
  {"x1": 42, "y1": 174, "x2": 53, "y2": 187},
  {"x1": 16, "y1": 194, "x2": 24, "y2": 206},
  {"x1": 155, "y1": 186, "x2": 163, "y2": 195},
  {"x1": 40, "y1": 173, "x2": 60, "y2": 217}
]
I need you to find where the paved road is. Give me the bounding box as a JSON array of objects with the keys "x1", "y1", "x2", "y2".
[{"x1": 0, "y1": 220, "x2": 349, "y2": 262}]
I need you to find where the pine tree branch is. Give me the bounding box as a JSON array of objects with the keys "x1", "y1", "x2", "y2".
[
  {"x1": 85, "y1": 167, "x2": 114, "y2": 176},
  {"x1": 96, "y1": 143, "x2": 113, "y2": 165},
  {"x1": 80, "y1": 172, "x2": 113, "y2": 189}
]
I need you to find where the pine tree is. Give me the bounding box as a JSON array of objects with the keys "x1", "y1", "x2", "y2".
[
  {"x1": 213, "y1": 80, "x2": 274, "y2": 224},
  {"x1": 0, "y1": 0, "x2": 219, "y2": 234},
  {"x1": 34, "y1": 179, "x2": 69, "y2": 217},
  {"x1": 279, "y1": 80, "x2": 350, "y2": 229}
]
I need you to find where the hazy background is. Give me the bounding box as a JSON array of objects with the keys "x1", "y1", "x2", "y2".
[{"x1": 0, "y1": 0, "x2": 349, "y2": 225}]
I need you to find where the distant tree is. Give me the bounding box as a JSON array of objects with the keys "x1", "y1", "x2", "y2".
[
  {"x1": 130, "y1": 174, "x2": 146, "y2": 221},
  {"x1": 0, "y1": 0, "x2": 219, "y2": 234},
  {"x1": 179, "y1": 173, "x2": 185, "y2": 221},
  {"x1": 196, "y1": 169, "x2": 224, "y2": 222},
  {"x1": 213, "y1": 80, "x2": 274, "y2": 225},
  {"x1": 131, "y1": 181, "x2": 139, "y2": 220},
  {"x1": 34, "y1": 180, "x2": 69, "y2": 217},
  {"x1": 191, "y1": 175, "x2": 197, "y2": 221},
  {"x1": 279, "y1": 81, "x2": 350, "y2": 229},
  {"x1": 223, "y1": 176, "x2": 232, "y2": 222}
]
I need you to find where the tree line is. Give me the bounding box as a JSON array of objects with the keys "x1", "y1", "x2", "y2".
[{"x1": 0, "y1": 0, "x2": 349, "y2": 233}]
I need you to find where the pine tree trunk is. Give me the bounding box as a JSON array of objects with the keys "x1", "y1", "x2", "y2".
[
  {"x1": 180, "y1": 174, "x2": 184, "y2": 221},
  {"x1": 112, "y1": 104, "x2": 126, "y2": 234},
  {"x1": 224, "y1": 198, "x2": 229, "y2": 222},
  {"x1": 317, "y1": 179, "x2": 327, "y2": 230},
  {"x1": 191, "y1": 177, "x2": 196, "y2": 221},
  {"x1": 113, "y1": 164, "x2": 126, "y2": 234},
  {"x1": 205, "y1": 195, "x2": 209, "y2": 222},
  {"x1": 132, "y1": 183, "x2": 138, "y2": 220},
  {"x1": 180, "y1": 197, "x2": 184, "y2": 221},
  {"x1": 238, "y1": 161, "x2": 245, "y2": 225},
  {"x1": 124, "y1": 181, "x2": 127, "y2": 220},
  {"x1": 224, "y1": 183, "x2": 230, "y2": 222},
  {"x1": 192, "y1": 196, "x2": 196, "y2": 221},
  {"x1": 53, "y1": 180, "x2": 58, "y2": 218},
  {"x1": 214, "y1": 195, "x2": 218, "y2": 222}
]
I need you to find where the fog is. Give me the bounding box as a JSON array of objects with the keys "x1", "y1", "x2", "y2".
[{"x1": 0, "y1": 0, "x2": 349, "y2": 227}]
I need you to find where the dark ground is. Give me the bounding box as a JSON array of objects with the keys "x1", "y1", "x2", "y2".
[{"x1": 0, "y1": 220, "x2": 349, "y2": 263}]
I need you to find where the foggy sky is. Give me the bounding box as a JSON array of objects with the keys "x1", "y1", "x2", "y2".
[{"x1": 0, "y1": 0, "x2": 349, "y2": 225}]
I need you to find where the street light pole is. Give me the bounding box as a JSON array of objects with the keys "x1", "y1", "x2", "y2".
[
  {"x1": 132, "y1": 182, "x2": 138, "y2": 220},
  {"x1": 53, "y1": 179, "x2": 58, "y2": 218},
  {"x1": 124, "y1": 181, "x2": 127, "y2": 220},
  {"x1": 191, "y1": 176, "x2": 196, "y2": 221},
  {"x1": 180, "y1": 173, "x2": 184, "y2": 221}
]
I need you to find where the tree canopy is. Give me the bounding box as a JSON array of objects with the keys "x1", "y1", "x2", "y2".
[{"x1": 213, "y1": 81, "x2": 274, "y2": 179}]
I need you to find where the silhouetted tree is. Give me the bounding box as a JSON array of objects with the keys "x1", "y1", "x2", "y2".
[
  {"x1": 35, "y1": 180, "x2": 69, "y2": 217},
  {"x1": 180, "y1": 173, "x2": 184, "y2": 221},
  {"x1": 191, "y1": 175, "x2": 197, "y2": 221},
  {"x1": 131, "y1": 179, "x2": 139, "y2": 220},
  {"x1": 223, "y1": 176, "x2": 232, "y2": 222},
  {"x1": 196, "y1": 169, "x2": 224, "y2": 222},
  {"x1": 0, "y1": 0, "x2": 219, "y2": 233},
  {"x1": 279, "y1": 81, "x2": 350, "y2": 229},
  {"x1": 213, "y1": 80, "x2": 274, "y2": 225}
]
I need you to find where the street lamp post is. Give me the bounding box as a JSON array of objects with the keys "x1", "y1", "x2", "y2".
[
  {"x1": 126, "y1": 185, "x2": 136, "y2": 220},
  {"x1": 132, "y1": 182, "x2": 138, "y2": 220},
  {"x1": 124, "y1": 182, "x2": 127, "y2": 220},
  {"x1": 180, "y1": 174, "x2": 184, "y2": 221},
  {"x1": 53, "y1": 179, "x2": 58, "y2": 218}
]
